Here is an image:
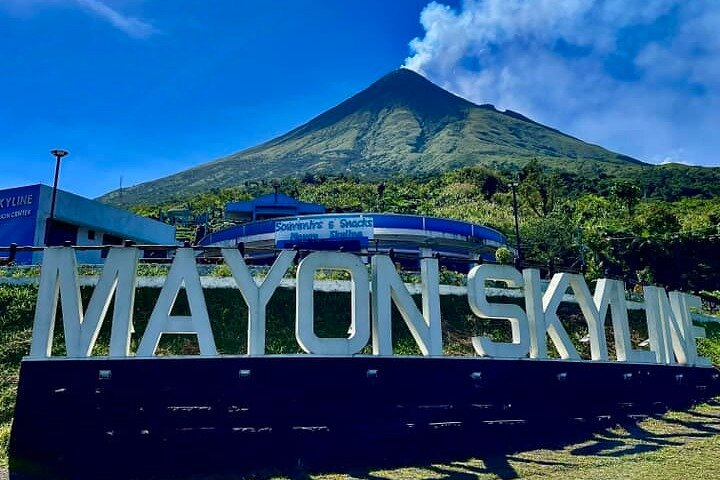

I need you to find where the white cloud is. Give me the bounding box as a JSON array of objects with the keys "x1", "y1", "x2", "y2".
[
  {"x1": 0, "y1": 0, "x2": 157, "y2": 38},
  {"x1": 74, "y1": 0, "x2": 156, "y2": 38},
  {"x1": 657, "y1": 149, "x2": 695, "y2": 166},
  {"x1": 405, "y1": 0, "x2": 720, "y2": 166}
]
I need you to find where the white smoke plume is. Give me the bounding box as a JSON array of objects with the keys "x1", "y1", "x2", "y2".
[{"x1": 405, "y1": 0, "x2": 720, "y2": 165}]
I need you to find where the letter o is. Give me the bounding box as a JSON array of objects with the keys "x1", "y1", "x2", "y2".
[{"x1": 296, "y1": 252, "x2": 370, "y2": 355}]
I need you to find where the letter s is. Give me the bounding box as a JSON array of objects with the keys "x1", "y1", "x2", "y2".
[{"x1": 467, "y1": 264, "x2": 530, "y2": 359}]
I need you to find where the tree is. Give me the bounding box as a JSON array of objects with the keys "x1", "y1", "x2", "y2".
[
  {"x1": 518, "y1": 158, "x2": 560, "y2": 217},
  {"x1": 636, "y1": 202, "x2": 680, "y2": 237},
  {"x1": 495, "y1": 247, "x2": 513, "y2": 264},
  {"x1": 610, "y1": 181, "x2": 641, "y2": 214},
  {"x1": 521, "y1": 214, "x2": 576, "y2": 271}
]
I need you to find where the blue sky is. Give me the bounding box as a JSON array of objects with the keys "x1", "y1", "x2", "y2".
[{"x1": 1, "y1": 0, "x2": 718, "y2": 199}]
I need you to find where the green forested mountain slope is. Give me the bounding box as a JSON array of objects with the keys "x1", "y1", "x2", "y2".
[{"x1": 101, "y1": 68, "x2": 646, "y2": 207}]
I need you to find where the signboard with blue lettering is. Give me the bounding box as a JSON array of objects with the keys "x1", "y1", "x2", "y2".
[
  {"x1": 0, "y1": 185, "x2": 40, "y2": 263},
  {"x1": 275, "y1": 214, "x2": 374, "y2": 249}
]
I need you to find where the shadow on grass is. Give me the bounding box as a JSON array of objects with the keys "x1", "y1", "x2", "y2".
[{"x1": 567, "y1": 405, "x2": 720, "y2": 459}]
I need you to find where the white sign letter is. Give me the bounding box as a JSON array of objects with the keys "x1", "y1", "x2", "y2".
[
  {"x1": 644, "y1": 287, "x2": 707, "y2": 365},
  {"x1": 137, "y1": 248, "x2": 216, "y2": 356},
  {"x1": 535, "y1": 273, "x2": 580, "y2": 360},
  {"x1": 669, "y1": 292, "x2": 711, "y2": 366},
  {"x1": 30, "y1": 247, "x2": 139, "y2": 358},
  {"x1": 222, "y1": 249, "x2": 294, "y2": 355},
  {"x1": 371, "y1": 255, "x2": 442, "y2": 356},
  {"x1": 643, "y1": 286, "x2": 672, "y2": 364},
  {"x1": 296, "y1": 252, "x2": 370, "y2": 355},
  {"x1": 594, "y1": 279, "x2": 654, "y2": 363},
  {"x1": 467, "y1": 264, "x2": 529, "y2": 358}
]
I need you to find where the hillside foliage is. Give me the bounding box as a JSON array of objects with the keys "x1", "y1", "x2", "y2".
[{"x1": 130, "y1": 159, "x2": 720, "y2": 293}]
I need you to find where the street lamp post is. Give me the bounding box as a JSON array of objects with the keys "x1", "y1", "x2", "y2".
[
  {"x1": 45, "y1": 149, "x2": 69, "y2": 246},
  {"x1": 510, "y1": 181, "x2": 523, "y2": 268}
]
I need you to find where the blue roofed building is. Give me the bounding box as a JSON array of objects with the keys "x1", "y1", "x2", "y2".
[
  {"x1": 202, "y1": 192, "x2": 508, "y2": 272},
  {"x1": 225, "y1": 192, "x2": 326, "y2": 222}
]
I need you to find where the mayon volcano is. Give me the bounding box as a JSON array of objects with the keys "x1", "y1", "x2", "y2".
[{"x1": 101, "y1": 68, "x2": 644, "y2": 206}]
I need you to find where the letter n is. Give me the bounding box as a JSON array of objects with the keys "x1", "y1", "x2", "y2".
[{"x1": 371, "y1": 255, "x2": 442, "y2": 356}]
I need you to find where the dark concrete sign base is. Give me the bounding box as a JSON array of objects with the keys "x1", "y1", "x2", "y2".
[{"x1": 9, "y1": 356, "x2": 720, "y2": 479}]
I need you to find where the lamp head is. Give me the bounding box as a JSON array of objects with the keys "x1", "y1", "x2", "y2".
[{"x1": 50, "y1": 149, "x2": 69, "y2": 159}]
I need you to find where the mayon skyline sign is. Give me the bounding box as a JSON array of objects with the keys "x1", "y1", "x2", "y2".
[{"x1": 29, "y1": 246, "x2": 710, "y2": 367}]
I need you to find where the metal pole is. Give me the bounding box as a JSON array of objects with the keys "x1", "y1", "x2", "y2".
[
  {"x1": 510, "y1": 182, "x2": 523, "y2": 268},
  {"x1": 49, "y1": 156, "x2": 61, "y2": 221},
  {"x1": 46, "y1": 149, "x2": 68, "y2": 245}
]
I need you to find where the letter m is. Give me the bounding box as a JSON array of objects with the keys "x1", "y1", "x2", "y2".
[{"x1": 30, "y1": 247, "x2": 139, "y2": 358}]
